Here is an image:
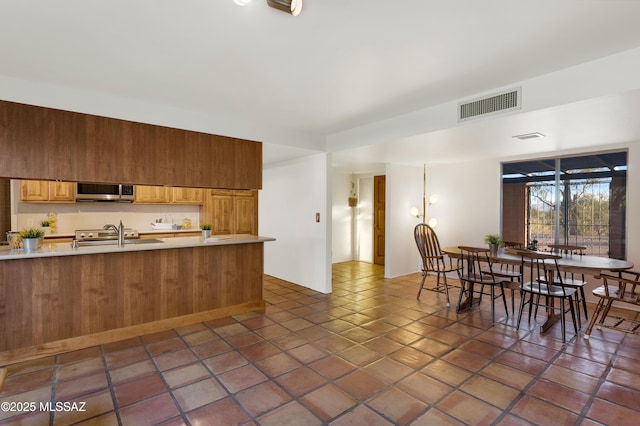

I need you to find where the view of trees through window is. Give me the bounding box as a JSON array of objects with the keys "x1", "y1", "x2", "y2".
[{"x1": 502, "y1": 151, "x2": 627, "y2": 259}]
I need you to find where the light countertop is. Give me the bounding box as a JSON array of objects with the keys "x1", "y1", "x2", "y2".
[{"x1": 0, "y1": 234, "x2": 275, "y2": 260}]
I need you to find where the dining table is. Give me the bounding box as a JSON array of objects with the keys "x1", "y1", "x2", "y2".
[{"x1": 442, "y1": 246, "x2": 634, "y2": 333}]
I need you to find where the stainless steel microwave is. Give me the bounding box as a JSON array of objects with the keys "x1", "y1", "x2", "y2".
[{"x1": 76, "y1": 183, "x2": 135, "y2": 202}]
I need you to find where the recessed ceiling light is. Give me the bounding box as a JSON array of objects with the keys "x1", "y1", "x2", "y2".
[
  {"x1": 234, "y1": 0, "x2": 251, "y2": 6},
  {"x1": 512, "y1": 132, "x2": 545, "y2": 140}
]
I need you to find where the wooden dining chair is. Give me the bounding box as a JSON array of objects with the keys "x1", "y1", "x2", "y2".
[
  {"x1": 547, "y1": 244, "x2": 588, "y2": 325},
  {"x1": 414, "y1": 224, "x2": 459, "y2": 306},
  {"x1": 456, "y1": 246, "x2": 508, "y2": 325},
  {"x1": 584, "y1": 271, "x2": 640, "y2": 339},
  {"x1": 489, "y1": 241, "x2": 524, "y2": 314},
  {"x1": 517, "y1": 251, "x2": 579, "y2": 343}
]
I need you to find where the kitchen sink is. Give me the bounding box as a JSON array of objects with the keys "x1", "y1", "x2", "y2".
[
  {"x1": 76, "y1": 238, "x2": 164, "y2": 247},
  {"x1": 126, "y1": 238, "x2": 164, "y2": 244}
]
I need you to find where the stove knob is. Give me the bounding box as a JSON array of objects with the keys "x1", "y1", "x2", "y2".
[
  {"x1": 79, "y1": 233, "x2": 85, "y2": 239},
  {"x1": 88, "y1": 232, "x2": 94, "y2": 238}
]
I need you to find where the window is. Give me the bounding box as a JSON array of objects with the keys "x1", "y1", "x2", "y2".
[{"x1": 501, "y1": 151, "x2": 627, "y2": 259}]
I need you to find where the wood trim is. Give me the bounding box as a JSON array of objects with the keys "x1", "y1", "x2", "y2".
[
  {"x1": 0, "y1": 100, "x2": 262, "y2": 189},
  {"x1": 0, "y1": 301, "x2": 265, "y2": 366}
]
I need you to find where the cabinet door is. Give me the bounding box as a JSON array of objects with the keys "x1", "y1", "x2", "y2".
[
  {"x1": 49, "y1": 181, "x2": 75, "y2": 202},
  {"x1": 20, "y1": 180, "x2": 49, "y2": 201},
  {"x1": 201, "y1": 189, "x2": 258, "y2": 235},
  {"x1": 234, "y1": 191, "x2": 258, "y2": 234},
  {"x1": 134, "y1": 185, "x2": 171, "y2": 204},
  {"x1": 172, "y1": 187, "x2": 204, "y2": 204},
  {"x1": 211, "y1": 195, "x2": 234, "y2": 235}
]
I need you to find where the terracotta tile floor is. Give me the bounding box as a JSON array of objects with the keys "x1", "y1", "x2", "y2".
[{"x1": 2, "y1": 261, "x2": 640, "y2": 425}]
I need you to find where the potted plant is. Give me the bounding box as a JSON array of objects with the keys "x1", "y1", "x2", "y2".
[
  {"x1": 201, "y1": 223, "x2": 212, "y2": 239},
  {"x1": 20, "y1": 227, "x2": 45, "y2": 252},
  {"x1": 40, "y1": 219, "x2": 51, "y2": 235},
  {"x1": 484, "y1": 233, "x2": 503, "y2": 254}
]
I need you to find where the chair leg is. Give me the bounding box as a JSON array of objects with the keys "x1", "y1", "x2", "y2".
[
  {"x1": 579, "y1": 287, "x2": 588, "y2": 320},
  {"x1": 527, "y1": 293, "x2": 534, "y2": 322},
  {"x1": 500, "y1": 284, "x2": 509, "y2": 318},
  {"x1": 568, "y1": 298, "x2": 578, "y2": 334},
  {"x1": 573, "y1": 293, "x2": 582, "y2": 329},
  {"x1": 510, "y1": 288, "x2": 515, "y2": 315},
  {"x1": 598, "y1": 299, "x2": 615, "y2": 328},
  {"x1": 516, "y1": 291, "x2": 527, "y2": 330},
  {"x1": 416, "y1": 271, "x2": 427, "y2": 299},
  {"x1": 490, "y1": 284, "x2": 495, "y2": 324},
  {"x1": 584, "y1": 298, "x2": 607, "y2": 339},
  {"x1": 560, "y1": 300, "x2": 567, "y2": 343},
  {"x1": 456, "y1": 281, "x2": 467, "y2": 313},
  {"x1": 418, "y1": 270, "x2": 451, "y2": 307},
  {"x1": 442, "y1": 273, "x2": 451, "y2": 307}
]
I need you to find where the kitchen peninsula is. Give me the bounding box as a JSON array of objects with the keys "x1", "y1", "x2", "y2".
[{"x1": 0, "y1": 235, "x2": 274, "y2": 365}]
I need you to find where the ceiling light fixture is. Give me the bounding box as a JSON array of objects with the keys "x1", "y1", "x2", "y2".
[
  {"x1": 267, "y1": 0, "x2": 303, "y2": 16},
  {"x1": 512, "y1": 132, "x2": 545, "y2": 140},
  {"x1": 234, "y1": 0, "x2": 252, "y2": 6}
]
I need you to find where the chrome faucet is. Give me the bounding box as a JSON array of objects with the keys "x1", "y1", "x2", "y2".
[{"x1": 103, "y1": 221, "x2": 125, "y2": 247}]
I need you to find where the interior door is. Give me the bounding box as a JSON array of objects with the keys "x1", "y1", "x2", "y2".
[{"x1": 373, "y1": 175, "x2": 385, "y2": 265}]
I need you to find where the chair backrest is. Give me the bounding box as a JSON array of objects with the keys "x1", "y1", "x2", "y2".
[
  {"x1": 547, "y1": 244, "x2": 586, "y2": 255},
  {"x1": 547, "y1": 244, "x2": 587, "y2": 280},
  {"x1": 414, "y1": 224, "x2": 443, "y2": 270},
  {"x1": 458, "y1": 246, "x2": 495, "y2": 281},
  {"x1": 503, "y1": 241, "x2": 525, "y2": 249},
  {"x1": 519, "y1": 250, "x2": 570, "y2": 296}
]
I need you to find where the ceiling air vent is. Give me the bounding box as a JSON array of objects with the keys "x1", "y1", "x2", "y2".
[{"x1": 458, "y1": 87, "x2": 521, "y2": 122}]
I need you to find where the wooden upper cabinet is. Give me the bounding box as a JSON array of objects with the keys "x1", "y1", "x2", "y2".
[
  {"x1": 134, "y1": 185, "x2": 171, "y2": 204},
  {"x1": 172, "y1": 187, "x2": 204, "y2": 205},
  {"x1": 134, "y1": 186, "x2": 204, "y2": 204},
  {"x1": 20, "y1": 180, "x2": 49, "y2": 201},
  {"x1": 0, "y1": 100, "x2": 262, "y2": 189},
  {"x1": 49, "y1": 181, "x2": 75, "y2": 202},
  {"x1": 20, "y1": 180, "x2": 75, "y2": 203}
]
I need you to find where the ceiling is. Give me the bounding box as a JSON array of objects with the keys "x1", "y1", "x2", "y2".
[{"x1": 2, "y1": 1, "x2": 640, "y2": 169}]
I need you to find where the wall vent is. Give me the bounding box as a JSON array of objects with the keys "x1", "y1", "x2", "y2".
[{"x1": 458, "y1": 87, "x2": 521, "y2": 122}]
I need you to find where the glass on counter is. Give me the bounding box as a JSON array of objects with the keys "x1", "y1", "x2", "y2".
[{"x1": 6, "y1": 231, "x2": 23, "y2": 250}]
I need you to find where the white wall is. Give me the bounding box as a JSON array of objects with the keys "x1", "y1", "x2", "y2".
[
  {"x1": 331, "y1": 171, "x2": 353, "y2": 263},
  {"x1": 427, "y1": 158, "x2": 502, "y2": 249},
  {"x1": 261, "y1": 153, "x2": 332, "y2": 293},
  {"x1": 384, "y1": 164, "x2": 424, "y2": 278}
]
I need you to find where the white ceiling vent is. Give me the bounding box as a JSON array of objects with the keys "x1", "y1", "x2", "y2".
[{"x1": 458, "y1": 87, "x2": 521, "y2": 122}]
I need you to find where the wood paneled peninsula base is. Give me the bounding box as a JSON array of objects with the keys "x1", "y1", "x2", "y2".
[{"x1": 0, "y1": 235, "x2": 274, "y2": 366}]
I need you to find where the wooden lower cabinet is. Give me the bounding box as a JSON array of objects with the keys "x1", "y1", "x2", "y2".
[
  {"x1": 0, "y1": 243, "x2": 265, "y2": 364},
  {"x1": 201, "y1": 189, "x2": 258, "y2": 235}
]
